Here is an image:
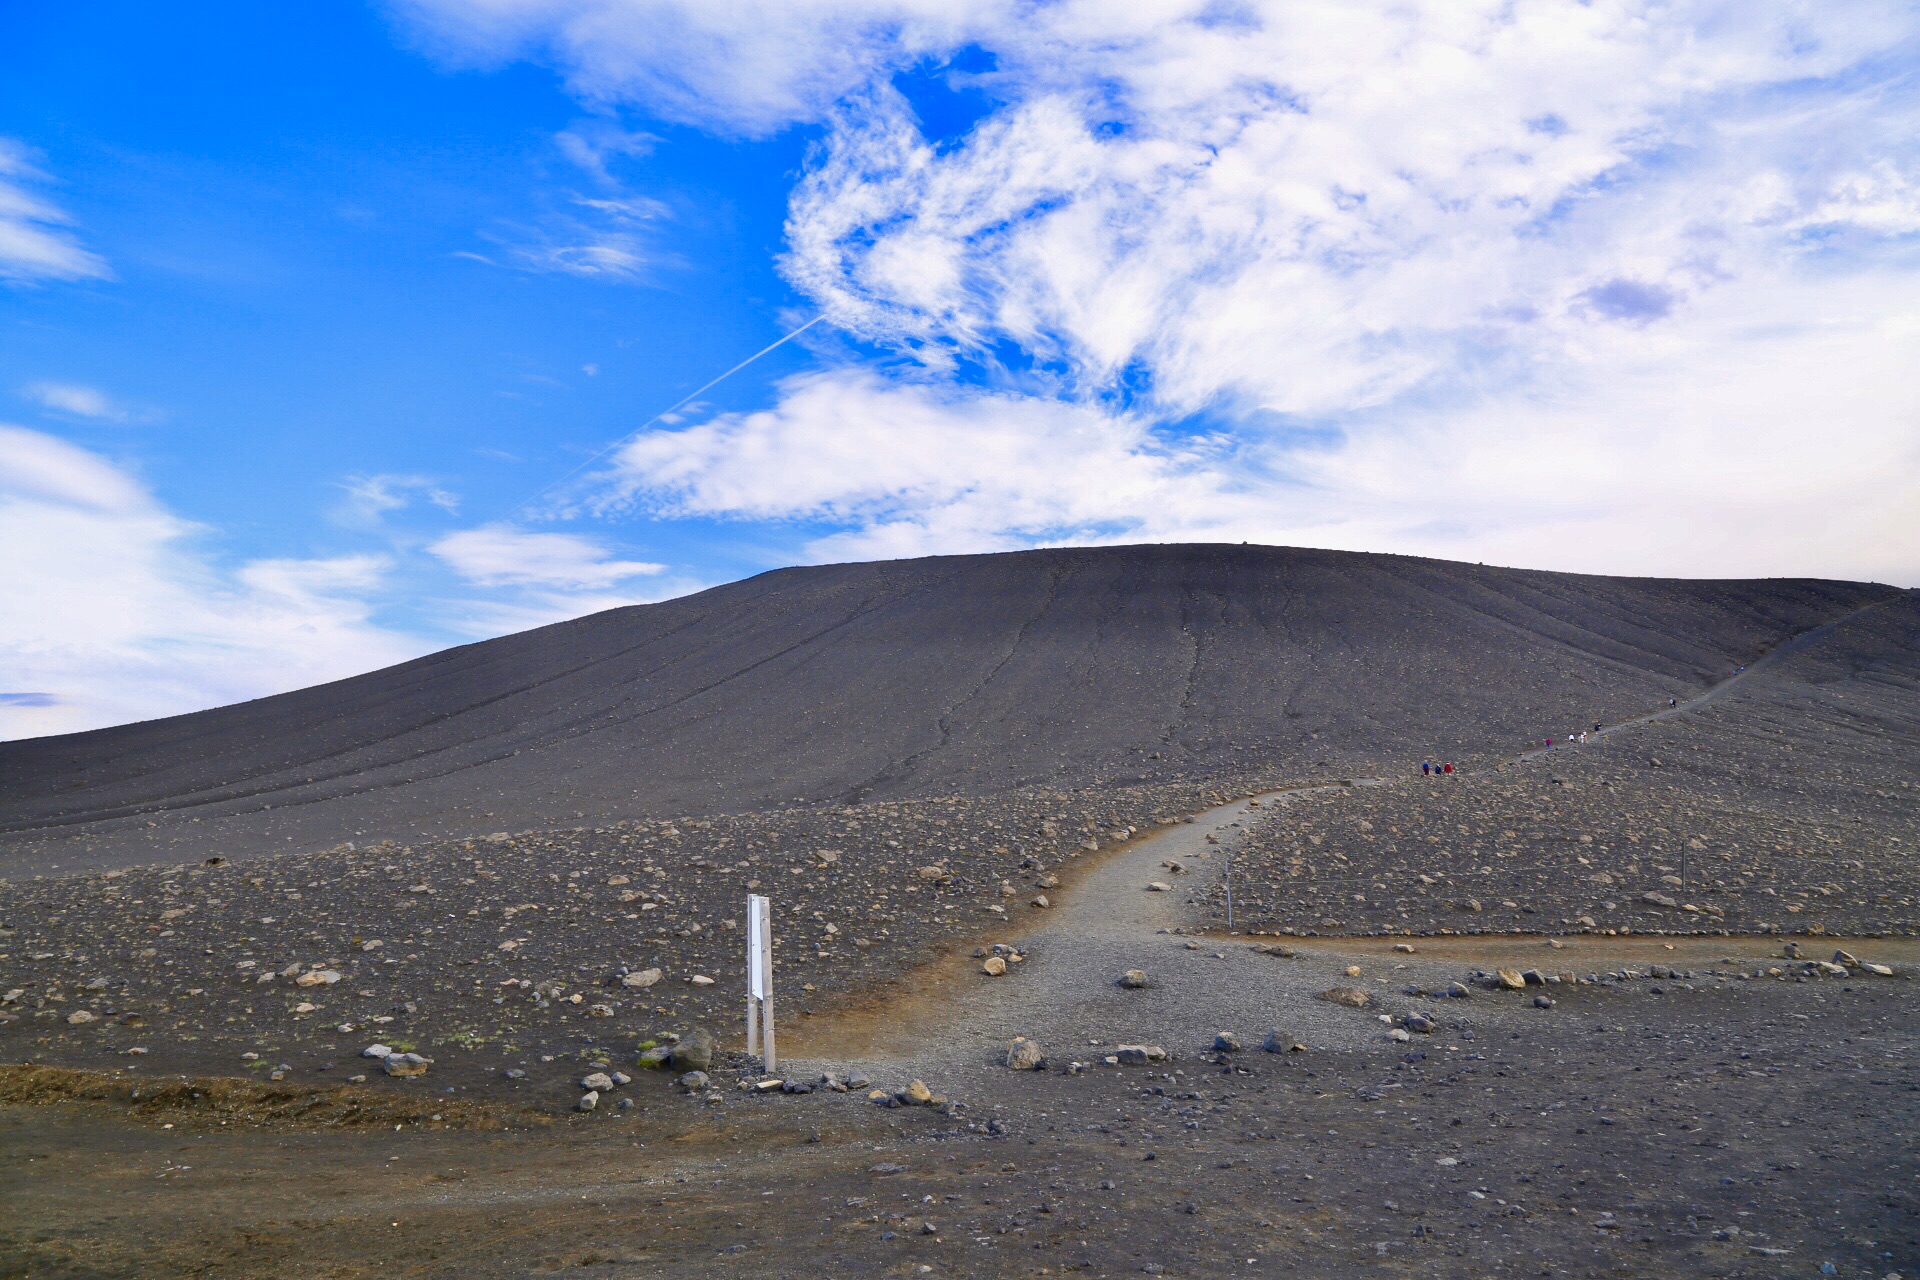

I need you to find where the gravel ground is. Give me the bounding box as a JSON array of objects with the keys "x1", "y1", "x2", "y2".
[{"x1": 1212, "y1": 595, "x2": 1920, "y2": 940}]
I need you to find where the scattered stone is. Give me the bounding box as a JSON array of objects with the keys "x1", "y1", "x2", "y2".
[
  {"x1": 669, "y1": 1028, "x2": 714, "y2": 1071},
  {"x1": 577, "y1": 1090, "x2": 600, "y2": 1111},
  {"x1": 1402, "y1": 1012, "x2": 1435, "y2": 1034},
  {"x1": 383, "y1": 1053, "x2": 431, "y2": 1078},
  {"x1": 1387, "y1": 1028, "x2": 1412, "y2": 1042},
  {"x1": 1496, "y1": 969, "x2": 1527, "y2": 990},
  {"x1": 1212, "y1": 1031, "x2": 1242, "y2": 1053},
  {"x1": 1318, "y1": 987, "x2": 1371, "y2": 1008},
  {"x1": 637, "y1": 1045, "x2": 674, "y2": 1069},
  {"x1": 1863, "y1": 962, "x2": 1894, "y2": 976},
  {"x1": 580, "y1": 1072, "x2": 615, "y2": 1091},
  {"x1": 294, "y1": 969, "x2": 342, "y2": 988},
  {"x1": 65, "y1": 1011, "x2": 96, "y2": 1025},
  {"x1": 689, "y1": 974, "x2": 715, "y2": 986},
  {"x1": 361, "y1": 1043, "x2": 394, "y2": 1059},
  {"x1": 1119, "y1": 969, "x2": 1149, "y2": 989},
  {"x1": 1006, "y1": 1037, "x2": 1046, "y2": 1071},
  {"x1": 1534, "y1": 995, "x2": 1557, "y2": 1008},
  {"x1": 675, "y1": 1071, "x2": 710, "y2": 1092},
  {"x1": 1641, "y1": 891, "x2": 1680, "y2": 908},
  {"x1": 1393, "y1": 943, "x2": 1415, "y2": 953},
  {"x1": 1147, "y1": 881, "x2": 1172, "y2": 893},
  {"x1": 620, "y1": 967, "x2": 662, "y2": 989},
  {"x1": 1261, "y1": 1029, "x2": 1303, "y2": 1053},
  {"x1": 982, "y1": 956, "x2": 1008, "y2": 977},
  {"x1": 755, "y1": 1078, "x2": 785, "y2": 1092},
  {"x1": 503, "y1": 1068, "x2": 526, "y2": 1080},
  {"x1": 1345, "y1": 964, "x2": 1363, "y2": 978},
  {"x1": 899, "y1": 1078, "x2": 935, "y2": 1105},
  {"x1": 1115, "y1": 1044, "x2": 1167, "y2": 1065}
]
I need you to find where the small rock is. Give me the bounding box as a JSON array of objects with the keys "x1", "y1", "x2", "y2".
[
  {"x1": 899, "y1": 1078, "x2": 935, "y2": 1105},
  {"x1": 1212, "y1": 1031, "x2": 1242, "y2": 1053},
  {"x1": 675, "y1": 1071, "x2": 710, "y2": 1092},
  {"x1": 982, "y1": 956, "x2": 1008, "y2": 977},
  {"x1": 755, "y1": 1078, "x2": 786, "y2": 1092},
  {"x1": 295, "y1": 969, "x2": 342, "y2": 988},
  {"x1": 1030, "y1": 895, "x2": 1051, "y2": 909},
  {"x1": 637, "y1": 1044, "x2": 674, "y2": 1069},
  {"x1": 384, "y1": 1053, "x2": 431, "y2": 1078},
  {"x1": 1119, "y1": 969, "x2": 1148, "y2": 989},
  {"x1": 689, "y1": 974, "x2": 715, "y2": 986},
  {"x1": 1317, "y1": 987, "x2": 1371, "y2": 1008},
  {"x1": 611, "y1": 1071, "x2": 631, "y2": 1086},
  {"x1": 1260, "y1": 1029, "x2": 1294, "y2": 1053},
  {"x1": 65, "y1": 1011, "x2": 96, "y2": 1025},
  {"x1": 580, "y1": 1072, "x2": 615, "y2": 1091},
  {"x1": 1402, "y1": 1012, "x2": 1435, "y2": 1034},
  {"x1": 361, "y1": 1043, "x2": 395, "y2": 1059},
  {"x1": 577, "y1": 1090, "x2": 600, "y2": 1112},
  {"x1": 669, "y1": 1028, "x2": 714, "y2": 1071},
  {"x1": 1146, "y1": 881, "x2": 1172, "y2": 893},
  {"x1": 1863, "y1": 962, "x2": 1894, "y2": 976},
  {"x1": 1387, "y1": 1028, "x2": 1412, "y2": 1042},
  {"x1": 1640, "y1": 891, "x2": 1679, "y2": 909},
  {"x1": 503, "y1": 1068, "x2": 527, "y2": 1080},
  {"x1": 1115, "y1": 1044, "x2": 1167, "y2": 1065},
  {"x1": 1393, "y1": 943, "x2": 1415, "y2": 954},
  {"x1": 1495, "y1": 969, "x2": 1527, "y2": 990},
  {"x1": 1832, "y1": 949, "x2": 1858, "y2": 967},
  {"x1": 1533, "y1": 995, "x2": 1556, "y2": 1009},
  {"x1": 1006, "y1": 1037, "x2": 1046, "y2": 1071},
  {"x1": 1345, "y1": 964, "x2": 1363, "y2": 978},
  {"x1": 620, "y1": 968, "x2": 663, "y2": 989}
]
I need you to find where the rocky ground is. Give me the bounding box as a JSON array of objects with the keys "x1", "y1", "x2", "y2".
[
  {"x1": 1209, "y1": 597, "x2": 1920, "y2": 941},
  {"x1": 0, "y1": 772, "x2": 1297, "y2": 1113},
  {"x1": 1, "y1": 932, "x2": 1913, "y2": 1280}
]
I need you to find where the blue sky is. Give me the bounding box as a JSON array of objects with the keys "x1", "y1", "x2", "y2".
[{"x1": 3, "y1": 0, "x2": 1918, "y2": 737}]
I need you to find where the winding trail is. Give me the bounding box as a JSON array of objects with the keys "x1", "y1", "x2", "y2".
[{"x1": 789, "y1": 592, "x2": 1911, "y2": 1089}]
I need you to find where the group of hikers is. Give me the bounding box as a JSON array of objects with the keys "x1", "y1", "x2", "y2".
[{"x1": 1421, "y1": 761, "x2": 1455, "y2": 775}]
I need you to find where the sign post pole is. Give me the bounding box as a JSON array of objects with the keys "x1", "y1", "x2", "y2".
[{"x1": 746, "y1": 894, "x2": 774, "y2": 1072}]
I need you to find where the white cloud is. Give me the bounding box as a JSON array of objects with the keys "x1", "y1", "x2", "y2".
[
  {"x1": 487, "y1": 192, "x2": 670, "y2": 278},
  {"x1": 334, "y1": 473, "x2": 460, "y2": 528},
  {"x1": 431, "y1": 523, "x2": 665, "y2": 587},
  {"x1": 554, "y1": 118, "x2": 657, "y2": 182},
  {"x1": 0, "y1": 425, "x2": 429, "y2": 740},
  {"x1": 407, "y1": 1, "x2": 1920, "y2": 584},
  {"x1": 23, "y1": 380, "x2": 127, "y2": 422},
  {"x1": 0, "y1": 139, "x2": 110, "y2": 284}
]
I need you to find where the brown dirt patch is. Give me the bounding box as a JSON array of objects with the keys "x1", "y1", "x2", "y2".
[{"x1": 0, "y1": 1062, "x2": 541, "y2": 1130}]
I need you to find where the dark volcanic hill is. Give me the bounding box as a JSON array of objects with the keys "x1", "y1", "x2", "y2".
[{"x1": 0, "y1": 544, "x2": 1899, "y2": 874}]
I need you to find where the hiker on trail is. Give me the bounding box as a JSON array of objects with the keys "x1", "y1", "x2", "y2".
[
  {"x1": 1422, "y1": 762, "x2": 1431, "y2": 775},
  {"x1": 1669, "y1": 698, "x2": 1677, "y2": 707},
  {"x1": 1442, "y1": 762, "x2": 1454, "y2": 775}
]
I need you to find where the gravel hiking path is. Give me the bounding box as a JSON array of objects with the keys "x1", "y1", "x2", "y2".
[{"x1": 792, "y1": 595, "x2": 1916, "y2": 1092}]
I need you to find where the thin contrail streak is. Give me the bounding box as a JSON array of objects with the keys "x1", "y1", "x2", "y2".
[{"x1": 503, "y1": 314, "x2": 826, "y2": 521}]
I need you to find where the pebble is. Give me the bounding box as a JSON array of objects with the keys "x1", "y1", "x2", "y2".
[
  {"x1": 982, "y1": 956, "x2": 1008, "y2": 977},
  {"x1": 1115, "y1": 1044, "x2": 1167, "y2": 1065},
  {"x1": 1318, "y1": 987, "x2": 1371, "y2": 1008},
  {"x1": 1006, "y1": 1036, "x2": 1046, "y2": 1070},
  {"x1": 1212, "y1": 1031, "x2": 1242, "y2": 1053},
  {"x1": 1534, "y1": 995, "x2": 1557, "y2": 1009},
  {"x1": 580, "y1": 1072, "x2": 615, "y2": 1091},
  {"x1": 620, "y1": 967, "x2": 662, "y2": 989},
  {"x1": 1119, "y1": 969, "x2": 1148, "y2": 989},
  {"x1": 361, "y1": 1043, "x2": 394, "y2": 1059},
  {"x1": 675, "y1": 1071, "x2": 710, "y2": 1092},
  {"x1": 577, "y1": 1089, "x2": 600, "y2": 1112},
  {"x1": 383, "y1": 1053, "x2": 431, "y2": 1078}
]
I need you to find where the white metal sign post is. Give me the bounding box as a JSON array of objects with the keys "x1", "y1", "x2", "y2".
[{"x1": 745, "y1": 894, "x2": 775, "y2": 1072}]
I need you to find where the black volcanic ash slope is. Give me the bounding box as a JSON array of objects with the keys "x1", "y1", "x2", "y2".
[{"x1": 0, "y1": 543, "x2": 1896, "y2": 872}]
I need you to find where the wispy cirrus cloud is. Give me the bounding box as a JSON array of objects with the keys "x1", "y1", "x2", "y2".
[
  {"x1": 0, "y1": 139, "x2": 110, "y2": 284},
  {"x1": 22, "y1": 380, "x2": 130, "y2": 422}
]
